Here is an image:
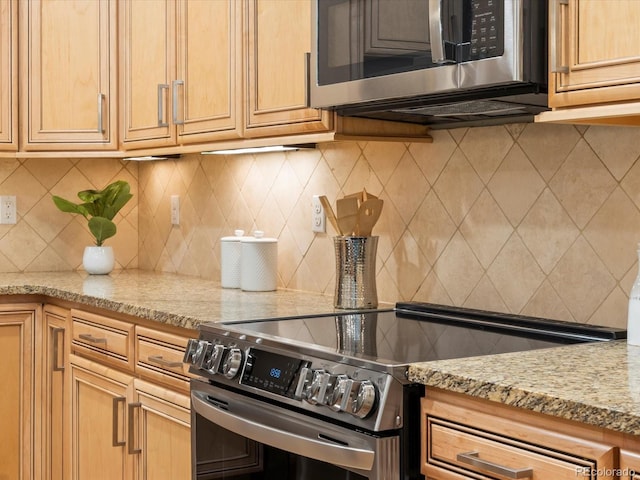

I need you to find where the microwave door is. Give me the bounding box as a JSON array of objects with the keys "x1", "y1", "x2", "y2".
[{"x1": 310, "y1": 0, "x2": 461, "y2": 109}]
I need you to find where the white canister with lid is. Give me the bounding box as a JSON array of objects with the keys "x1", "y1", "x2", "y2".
[
  {"x1": 220, "y1": 229, "x2": 245, "y2": 288},
  {"x1": 241, "y1": 231, "x2": 278, "y2": 292}
]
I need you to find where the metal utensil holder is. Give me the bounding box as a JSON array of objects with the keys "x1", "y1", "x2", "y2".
[{"x1": 333, "y1": 236, "x2": 378, "y2": 309}]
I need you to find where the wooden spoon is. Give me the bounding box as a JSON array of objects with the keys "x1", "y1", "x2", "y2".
[{"x1": 336, "y1": 197, "x2": 360, "y2": 236}]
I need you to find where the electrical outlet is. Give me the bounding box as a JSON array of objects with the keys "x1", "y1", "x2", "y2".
[
  {"x1": 0, "y1": 195, "x2": 16, "y2": 224},
  {"x1": 171, "y1": 195, "x2": 180, "y2": 225},
  {"x1": 312, "y1": 195, "x2": 326, "y2": 233}
]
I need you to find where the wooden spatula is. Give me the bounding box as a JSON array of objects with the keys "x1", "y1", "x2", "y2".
[
  {"x1": 356, "y1": 198, "x2": 383, "y2": 236},
  {"x1": 336, "y1": 196, "x2": 360, "y2": 236}
]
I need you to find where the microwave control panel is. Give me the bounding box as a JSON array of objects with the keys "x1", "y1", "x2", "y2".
[{"x1": 467, "y1": 0, "x2": 504, "y2": 61}]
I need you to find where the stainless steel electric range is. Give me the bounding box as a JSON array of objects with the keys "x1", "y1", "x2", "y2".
[{"x1": 183, "y1": 302, "x2": 626, "y2": 480}]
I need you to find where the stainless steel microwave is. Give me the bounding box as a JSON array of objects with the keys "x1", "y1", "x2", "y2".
[{"x1": 309, "y1": 0, "x2": 548, "y2": 128}]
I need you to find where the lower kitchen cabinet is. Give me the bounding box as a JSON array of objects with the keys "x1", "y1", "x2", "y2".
[
  {"x1": 70, "y1": 354, "x2": 135, "y2": 480},
  {"x1": 0, "y1": 304, "x2": 37, "y2": 480},
  {"x1": 422, "y1": 388, "x2": 618, "y2": 479},
  {"x1": 39, "y1": 304, "x2": 71, "y2": 480},
  {"x1": 132, "y1": 379, "x2": 191, "y2": 480},
  {"x1": 69, "y1": 354, "x2": 191, "y2": 480},
  {"x1": 67, "y1": 307, "x2": 193, "y2": 480},
  {"x1": 620, "y1": 450, "x2": 640, "y2": 480}
]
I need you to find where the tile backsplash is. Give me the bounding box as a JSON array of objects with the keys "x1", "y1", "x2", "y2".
[
  {"x1": 6, "y1": 123, "x2": 640, "y2": 328},
  {"x1": 0, "y1": 157, "x2": 139, "y2": 272}
]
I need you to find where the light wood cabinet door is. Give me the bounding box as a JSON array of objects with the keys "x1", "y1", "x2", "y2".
[
  {"x1": 40, "y1": 305, "x2": 71, "y2": 480},
  {"x1": 244, "y1": 0, "x2": 332, "y2": 137},
  {"x1": 20, "y1": 0, "x2": 117, "y2": 150},
  {"x1": 121, "y1": 0, "x2": 241, "y2": 149},
  {"x1": 120, "y1": 0, "x2": 175, "y2": 149},
  {"x1": 0, "y1": 306, "x2": 36, "y2": 480},
  {"x1": 0, "y1": 0, "x2": 17, "y2": 150},
  {"x1": 549, "y1": 0, "x2": 640, "y2": 108},
  {"x1": 175, "y1": 0, "x2": 242, "y2": 143},
  {"x1": 131, "y1": 379, "x2": 191, "y2": 480},
  {"x1": 70, "y1": 354, "x2": 135, "y2": 480}
]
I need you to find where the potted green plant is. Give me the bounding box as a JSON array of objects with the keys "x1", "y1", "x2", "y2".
[{"x1": 52, "y1": 180, "x2": 133, "y2": 274}]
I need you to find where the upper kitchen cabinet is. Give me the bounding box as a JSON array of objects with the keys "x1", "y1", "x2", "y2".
[
  {"x1": 243, "y1": 0, "x2": 332, "y2": 138},
  {"x1": 0, "y1": 0, "x2": 17, "y2": 151},
  {"x1": 120, "y1": 0, "x2": 242, "y2": 150},
  {"x1": 20, "y1": 0, "x2": 117, "y2": 151},
  {"x1": 537, "y1": 0, "x2": 640, "y2": 125}
]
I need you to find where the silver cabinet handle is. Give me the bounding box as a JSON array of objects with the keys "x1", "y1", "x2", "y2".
[
  {"x1": 428, "y1": 0, "x2": 445, "y2": 64},
  {"x1": 172, "y1": 80, "x2": 184, "y2": 125},
  {"x1": 157, "y1": 83, "x2": 169, "y2": 127},
  {"x1": 112, "y1": 397, "x2": 126, "y2": 447},
  {"x1": 550, "y1": 0, "x2": 569, "y2": 73},
  {"x1": 147, "y1": 355, "x2": 182, "y2": 368},
  {"x1": 97, "y1": 93, "x2": 105, "y2": 133},
  {"x1": 52, "y1": 327, "x2": 65, "y2": 372},
  {"x1": 128, "y1": 402, "x2": 142, "y2": 454},
  {"x1": 78, "y1": 333, "x2": 107, "y2": 344},
  {"x1": 457, "y1": 451, "x2": 533, "y2": 479}
]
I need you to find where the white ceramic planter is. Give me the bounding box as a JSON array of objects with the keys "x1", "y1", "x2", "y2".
[{"x1": 83, "y1": 246, "x2": 115, "y2": 275}]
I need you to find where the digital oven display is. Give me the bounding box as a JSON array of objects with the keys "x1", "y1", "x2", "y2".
[{"x1": 240, "y1": 348, "x2": 307, "y2": 397}]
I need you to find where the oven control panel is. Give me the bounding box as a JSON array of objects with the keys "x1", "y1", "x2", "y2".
[{"x1": 183, "y1": 338, "x2": 386, "y2": 421}]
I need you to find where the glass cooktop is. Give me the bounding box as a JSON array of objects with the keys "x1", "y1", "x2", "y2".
[{"x1": 223, "y1": 302, "x2": 626, "y2": 366}]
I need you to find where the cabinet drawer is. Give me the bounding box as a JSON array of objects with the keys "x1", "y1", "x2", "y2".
[
  {"x1": 422, "y1": 391, "x2": 617, "y2": 480},
  {"x1": 620, "y1": 450, "x2": 640, "y2": 480},
  {"x1": 135, "y1": 326, "x2": 195, "y2": 393},
  {"x1": 427, "y1": 418, "x2": 594, "y2": 479},
  {"x1": 71, "y1": 310, "x2": 134, "y2": 371}
]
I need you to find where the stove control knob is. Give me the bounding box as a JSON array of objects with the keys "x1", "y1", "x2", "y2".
[
  {"x1": 204, "y1": 344, "x2": 226, "y2": 374},
  {"x1": 328, "y1": 375, "x2": 350, "y2": 411},
  {"x1": 320, "y1": 374, "x2": 341, "y2": 406},
  {"x1": 221, "y1": 347, "x2": 243, "y2": 379},
  {"x1": 182, "y1": 338, "x2": 200, "y2": 365},
  {"x1": 294, "y1": 367, "x2": 314, "y2": 400},
  {"x1": 351, "y1": 380, "x2": 377, "y2": 419},
  {"x1": 190, "y1": 340, "x2": 212, "y2": 369},
  {"x1": 307, "y1": 370, "x2": 329, "y2": 405}
]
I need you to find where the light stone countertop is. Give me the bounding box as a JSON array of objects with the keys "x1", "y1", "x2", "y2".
[
  {"x1": 8, "y1": 270, "x2": 640, "y2": 437},
  {"x1": 0, "y1": 270, "x2": 363, "y2": 330},
  {"x1": 408, "y1": 340, "x2": 640, "y2": 436}
]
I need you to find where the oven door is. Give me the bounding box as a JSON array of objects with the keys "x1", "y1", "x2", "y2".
[{"x1": 191, "y1": 379, "x2": 400, "y2": 480}]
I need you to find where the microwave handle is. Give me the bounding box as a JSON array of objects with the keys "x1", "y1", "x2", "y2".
[{"x1": 429, "y1": 0, "x2": 446, "y2": 63}]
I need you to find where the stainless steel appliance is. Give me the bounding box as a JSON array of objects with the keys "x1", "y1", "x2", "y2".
[
  {"x1": 184, "y1": 302, "x2": 625, "y2": 479},
  {"x1": 310, "y1": 0, "x2": 548, "y2": 128}
]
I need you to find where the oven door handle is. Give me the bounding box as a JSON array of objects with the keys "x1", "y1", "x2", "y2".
[{"x1": 192, "y1": 389, "x2": 376, "y2": 471}]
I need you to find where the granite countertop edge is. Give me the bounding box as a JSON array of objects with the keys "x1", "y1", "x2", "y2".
[
  {"x1": 408, "y1": 366, "x2": 640, "y2": 435},
  {"x1": 0, "y1": 283, "x2": 203, "y2": 329},
  {"x1": 408, "y1": 340, "x2": 640, "y2": 436},
  {"x1": 0, "y1": 271, "x2": 358, "y2": 330}
]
